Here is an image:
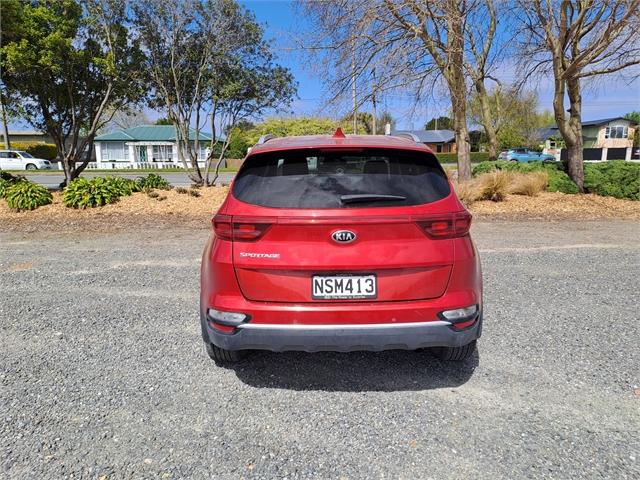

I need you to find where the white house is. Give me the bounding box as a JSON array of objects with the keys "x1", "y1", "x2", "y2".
[{"x1": 93, "y1": 125, "x2": 213, "y2": 168}]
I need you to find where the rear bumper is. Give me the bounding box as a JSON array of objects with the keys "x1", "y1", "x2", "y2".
[{"x1": 203, "y1": 314, "x2": 481, "y2": 352}]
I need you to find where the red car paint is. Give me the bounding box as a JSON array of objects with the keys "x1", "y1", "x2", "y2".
[{"x1": 200, "y1": 133, "x2": 482, "y2": 357}]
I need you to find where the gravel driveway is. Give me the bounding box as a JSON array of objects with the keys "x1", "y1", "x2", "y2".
[{"x1": 1, "y1": 220, "x2": 639, "y2": 479}]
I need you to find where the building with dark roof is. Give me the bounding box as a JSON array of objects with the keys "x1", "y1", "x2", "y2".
[
  {"x1": 539, "y1": 116, "x2": 637, "y2": 155},
  {"x1": 390, "y1": 129, "x2": 457, "y2": 153}
]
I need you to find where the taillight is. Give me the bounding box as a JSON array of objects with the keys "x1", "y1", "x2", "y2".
[
  {"x1": 213, "y1": 214, "x2": 233, "y2": 240},
  {"x1": 212, "y1": 214, "x2": 271, "y2": 241},
  {"x1": 416, "y1": 212, "x2": 472, "y2": 239}
]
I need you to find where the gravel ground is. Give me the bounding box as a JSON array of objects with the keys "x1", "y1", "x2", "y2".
[{"x1": 1, "y1": 220, "x2": 639, "y2": 479}]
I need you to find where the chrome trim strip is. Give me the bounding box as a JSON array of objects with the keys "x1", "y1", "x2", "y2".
[{"x1": 237, "y1": 320, "x2": 451, "y2": 331}]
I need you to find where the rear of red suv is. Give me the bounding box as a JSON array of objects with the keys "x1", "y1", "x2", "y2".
[{"x1": 200, "y1": 132, "x2": 482, "y2": 364}]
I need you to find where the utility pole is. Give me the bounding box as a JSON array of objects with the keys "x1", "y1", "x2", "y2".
[
  {"x1": 371, "y1": 68, "x2": 377, "y2": 135},
  {"x1": 351, "y1": 40, "x2": 357, "y2": 134},
  {"x1": 0, "y1": 92, "x2": 11, "y2": 149}
]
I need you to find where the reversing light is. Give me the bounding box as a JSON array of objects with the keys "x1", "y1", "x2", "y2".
[
  {"x1": 207, "y1": 308, "x2": 248, "y2": 326},
  {"x1": 440, "y1": 305, "x2": 478, "y2": 322}
]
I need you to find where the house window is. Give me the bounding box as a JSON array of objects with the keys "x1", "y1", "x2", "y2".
[
  {"x1": 605, "y1": 125, "x2": 628, "y2": 139},
  {"x1": 101, "y1": 142, "x2": 128, "y2": 161},
  {"x1": 549, "y1": 141, "x2": 556, "y2": 149},
  {"x1": 152, "y1": 145, "x2": 173, "y2": 162},
  {"x1": 436, "y1": 144, "x2": 443, "y2": 153}
]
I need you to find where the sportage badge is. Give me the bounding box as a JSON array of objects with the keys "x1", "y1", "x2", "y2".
[{"x1": 332, "y1": 230, "x2": 356, "y2": 243}]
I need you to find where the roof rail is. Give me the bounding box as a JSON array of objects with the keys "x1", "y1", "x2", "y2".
[
  {"x1": 393, "y1": 132, "x2": 421, "y2": 143},
  {"x1": 257, "y1": 134, "x2": 276, "y2": 145}
]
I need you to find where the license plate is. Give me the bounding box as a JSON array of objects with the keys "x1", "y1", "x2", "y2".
[{"x1": 312, "y1": 274, "x2": 377, "y2": 300}]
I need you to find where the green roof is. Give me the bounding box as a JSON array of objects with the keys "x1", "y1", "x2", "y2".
[{"x1": 95, "y1": 125, "x2": 212, "y2": 142}]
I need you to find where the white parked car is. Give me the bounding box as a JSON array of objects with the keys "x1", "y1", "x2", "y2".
[{"x1": 0, "y1": 150, "x2": 53, "y2": 170}]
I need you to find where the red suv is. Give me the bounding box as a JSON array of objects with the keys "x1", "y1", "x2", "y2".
[{"x1": 200, "y1": 130, "x2": 482, "y2": 363}]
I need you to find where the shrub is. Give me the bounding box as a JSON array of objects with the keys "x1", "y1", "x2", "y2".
[
  {"x1": 509, "y1": 171, "x2": 549, "y2": 196},
  {"x1": 436, "y1": 152, "x2": 490, "y2": 164},
  {"x1": 584, "y1": 161, "x2": 640, "y2": 200},
  {"x1": 136, "y1": 173, "x2": 170, "y2": 190},
  {"x1": 0, "y1": 171, "x2": 25, "y2": 198},
  {"x1": 472, "y1": 160, "x2": 579, "y2": 194},
  {"x1": 188, "y1": 189, "x2": 201, "y2": 197},
  {"x1": 4, "y1": 180, "x2": 52, "y2": 211},
  {"x1": 147, "y1": 190, "x2": 160, "y2": 198},
  {"x1": 62, "y1": 177, "x2": 122, "y2": 208},
  {"x1": 175, "y1": 187, "x2": 188, "y2": 194},
  {"x1": 11, "y1": 141, "x2": 58, "y2": 160},
  {"x1": 104, "y1": 176, "x2": 139, "y2": 195}
]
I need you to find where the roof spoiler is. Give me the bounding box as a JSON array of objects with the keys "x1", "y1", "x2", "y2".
[
  {"x1": 392, "y1": 132, "x2": 421, "y2": 143},
  {"x1": 257, "y1": 134, "x2": 276, "y2": 145}
]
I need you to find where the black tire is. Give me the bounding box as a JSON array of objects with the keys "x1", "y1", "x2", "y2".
[
  {"x1": 25, "y1": 163, "x2": 38, "y2": 170},
  {"x1": 205, "y1": 342, "x2": 246, "y2": 364},
  {"x1": 433, "y1": 340, "x2": 477, "y2": 361}
]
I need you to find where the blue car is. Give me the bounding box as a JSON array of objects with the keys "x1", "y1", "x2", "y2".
[{"x1": 498, "y1": 148, "x2": 556, "y2": 163}]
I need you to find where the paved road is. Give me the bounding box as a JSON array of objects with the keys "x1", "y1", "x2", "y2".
[
  {"x1": 24, "y1": 171, "x2": 237, "y2": 188},
  {"x1": 1, "y1": 220, "x2": 639, "y2": 478}
]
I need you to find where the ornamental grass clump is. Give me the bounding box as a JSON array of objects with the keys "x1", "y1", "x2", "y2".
[
  {"x1": 508, "y1": 171, "x2": 549, "y2": 196},
  {"x1": 476, "y1": 170, "x2": 510, "y2": 202}
]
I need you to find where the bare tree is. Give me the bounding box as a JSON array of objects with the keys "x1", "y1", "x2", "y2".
[
  {"x1": 464, "y1": 0, "x2": 500, "y2": 160},
  {"x1": 518, "y1": 0, "x2": 640, "y2": 190},
  {"x1": 301, "y1": 0, "x2": 505, "y2": 181}
]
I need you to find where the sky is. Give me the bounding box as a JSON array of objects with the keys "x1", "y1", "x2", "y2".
[
  {"x1": 244, "y1": 0, "x2": 640, "y2": 129},
  {"x1": 7, "y1": 0, "x2": 640, "y2": 131}
]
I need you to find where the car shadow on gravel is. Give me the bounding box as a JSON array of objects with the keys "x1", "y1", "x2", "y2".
[{"x1": 222, "y1": 349, "x2": 479, "y2": 392}]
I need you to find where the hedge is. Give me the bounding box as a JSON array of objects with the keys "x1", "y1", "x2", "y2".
[
  {"x1": 436, "y1": 152, "x2": 490, "y2": 164},
  {"x1": 584, "y1": 161, "x2": 640, "y2": 200},
  {"x1": 472, "y1": 160, "x2": 579, "y2": 194},
  {"x1": 10, "y1": 141, "x2": 58, "y2": 160}
]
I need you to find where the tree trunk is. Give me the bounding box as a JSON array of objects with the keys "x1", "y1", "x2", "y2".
[
  {"x1": 446, "y1": 3, "x2": 472, "y2": 181},
  {"x1": 565, "y1": 78, "x2": 584, "y2": 191},
  {"x1": 61, "y1": 155, "x2": 74, "y2": 187},
  {"x1": 448, "y1": 77, "x2": 472, "y2": 181},
  {"x1": 474, "y1": 80, "x2": 498, "y2": 160},
  {"x1": 0, "y1": 93, "x2": 11, "y2": 150}
]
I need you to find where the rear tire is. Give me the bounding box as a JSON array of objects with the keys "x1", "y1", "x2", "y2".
[
  {"x1": 433, "y1": 340, "x2": 477, "y2": 361},
  {"x1": 205, "y1": 342, "x2": 246, "y2": 364}
]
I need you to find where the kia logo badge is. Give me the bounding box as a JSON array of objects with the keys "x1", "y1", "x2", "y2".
[{"x1": 332, "y1": 230, "x2": 356, "y2": 243}]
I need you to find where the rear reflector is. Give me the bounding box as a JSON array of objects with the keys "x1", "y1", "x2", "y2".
[
  {"x1": 416, "y1": 212, "x2": 472, "y2": 239},
  {"x1": 212, "y1": 214, "x2": 271, "y2": 241}
]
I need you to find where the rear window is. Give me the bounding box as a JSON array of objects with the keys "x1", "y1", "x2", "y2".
[{"x1": 232, "y1": 148, "x2": 450, "y2": 209}]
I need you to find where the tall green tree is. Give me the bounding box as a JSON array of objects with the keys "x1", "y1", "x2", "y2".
[
  {"x1": 0, "y1": 0, "x2": 145, "y2": 185},
  {"x1": 133, "y1": 0, "x2": 295, "y2": 185}
]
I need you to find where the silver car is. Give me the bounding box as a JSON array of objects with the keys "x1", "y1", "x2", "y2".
[{"x1": 0, "y1": 150, "x2": 53, "y2": 170}]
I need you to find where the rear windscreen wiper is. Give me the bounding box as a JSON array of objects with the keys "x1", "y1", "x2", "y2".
[{"x1": 340, "y1": 194, "x2": 407, "y2": 204}]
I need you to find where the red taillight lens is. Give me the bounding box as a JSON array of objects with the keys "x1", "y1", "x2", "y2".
[
  {"x1": 213, "y1": 214, "x2": 233, "y2": 240},
  {"x1": 212, "y1": 214, "x2": 271, "y2": 241},
  {"x1": 416, "y1": 212, "x2": 472, "y2": 239}
]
